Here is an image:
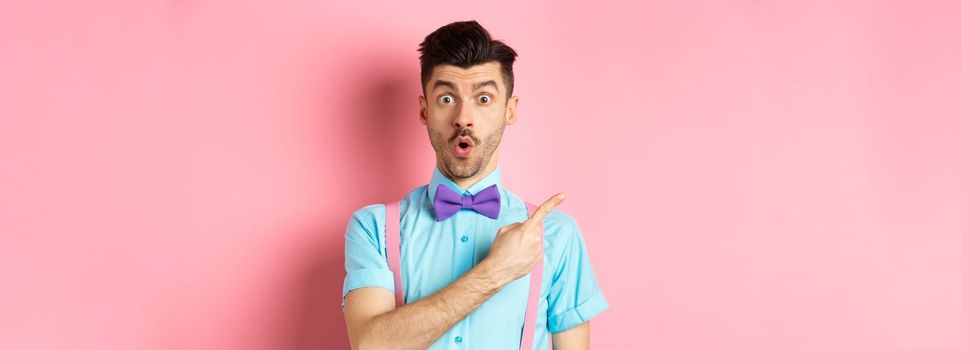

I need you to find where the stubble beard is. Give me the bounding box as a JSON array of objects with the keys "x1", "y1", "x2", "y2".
[{"x1": 428, "y1": 123, "x2": 505, "y2": 180}]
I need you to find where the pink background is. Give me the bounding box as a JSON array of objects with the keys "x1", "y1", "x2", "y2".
[{"x1": 2, "y1": 0, "x2": 959, "y2": 349}]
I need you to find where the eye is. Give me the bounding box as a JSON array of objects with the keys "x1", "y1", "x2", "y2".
[
  {"x1": 440, "y1": 95, "x2": 454, "y2": 104},
  {"x1": 479, "y1": 95, "x2": 491, "y2": 104}
]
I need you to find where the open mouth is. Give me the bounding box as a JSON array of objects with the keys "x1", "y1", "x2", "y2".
[{"x1": 453, "y1": 136, "x2": 474, "y2": 158}]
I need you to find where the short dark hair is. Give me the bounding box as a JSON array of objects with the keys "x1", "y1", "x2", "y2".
[{"x1": 418, "y1": 20, "x2": 518, "y2": 98}]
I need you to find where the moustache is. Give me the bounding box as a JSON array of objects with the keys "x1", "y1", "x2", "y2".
[{"x1": 449, "y1": 129, "x2": 479, "y2": 145}]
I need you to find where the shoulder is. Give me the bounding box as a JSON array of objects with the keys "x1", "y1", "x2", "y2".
[
  {"x1": 542, "y1": 208, "x2": 581, "y2": 244},
  {"x1": 345, "y1": 185, "x2": 428, "y2": 237},
  {"x1": 541, "y1": 208, "x2": 588, "y2": 275},
  {"x1": 344, "y1": 203, "x2": 385, "y2": 244},
  {"x1": 348, "y1": 203, "x2": 385, "y2": 226}
]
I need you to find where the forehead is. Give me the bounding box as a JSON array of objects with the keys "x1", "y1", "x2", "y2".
[{"x1": 428, "y1": 62, "x2": 504, "y2": 90}]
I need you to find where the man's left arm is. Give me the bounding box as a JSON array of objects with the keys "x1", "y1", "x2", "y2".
[
  {"x1": 552, "y1": 321, "x2": 589, "y2": 349},
  {"x1": 545, "y1": 212, "x2": 608, "y2": 349}
]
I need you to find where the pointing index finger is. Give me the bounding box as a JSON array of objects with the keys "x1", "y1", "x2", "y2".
[{"x1": 527, "y1": 192, "x2": 566, "y2": 226}]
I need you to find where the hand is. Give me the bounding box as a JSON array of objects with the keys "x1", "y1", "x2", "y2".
[{"x1": 484, "y1": 193, "x2": 566, "y2": 284}]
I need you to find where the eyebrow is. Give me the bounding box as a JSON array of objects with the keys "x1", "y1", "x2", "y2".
[{"x1": 431, "y1": 80, "x2": 499, "y2": 93}]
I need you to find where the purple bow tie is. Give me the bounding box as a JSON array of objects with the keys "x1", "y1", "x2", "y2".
[{"x1": 433, "y1": 183, "x2": 501, "y2": 221}]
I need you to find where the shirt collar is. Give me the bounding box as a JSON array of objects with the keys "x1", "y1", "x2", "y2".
[{"x1": 427, "y1": 164, "x2": 503, "y2": 208}]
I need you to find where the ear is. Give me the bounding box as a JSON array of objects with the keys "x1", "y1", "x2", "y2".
[
  {"x1": 505, "y1": 95, "x2": 519, "y2": 125},
  {"x1": 418, "y1": 95, "x2": 428, "y2": 125}
]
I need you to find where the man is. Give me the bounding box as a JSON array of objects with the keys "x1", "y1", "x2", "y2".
[{"x1": 341, "y1": 20, "x2": 608, "y2": 349}]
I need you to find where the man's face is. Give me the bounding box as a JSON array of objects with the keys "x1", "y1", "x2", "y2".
[{"x1": 420, "y1": 61, "x2": 519, "y2": 180}]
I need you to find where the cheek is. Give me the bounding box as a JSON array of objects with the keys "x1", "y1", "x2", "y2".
[
  {"x1": 426, "y1": 114, "x2": 454, "y2": 136},
  {"x1": 426, "y1": 112, "x2": 448, "y2": 129},
  {"x1": 427, "y1": 106, "x2": 451, "y2": 121},
  {"x1": 478, "y1": 107, "x2": 506, "y2": 125}
]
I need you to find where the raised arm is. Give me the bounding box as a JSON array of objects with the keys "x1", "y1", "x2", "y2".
[
  {"x1": 343, "y1": 193, "x2": 566, "y2": 350},
  {"x1": 344, "y1": 259, "x2": 508, "y2": 350}
]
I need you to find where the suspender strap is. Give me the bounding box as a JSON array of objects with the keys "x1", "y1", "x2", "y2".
[
  {"x1": 520, "y1": 201, "x2": 543, "y2": 350},
  {"x1": 383, "y1": 200, "x2": 544, "y2": 349},
  {"x1": 385, "y1": 201, "x2": 404, "y2": 306}
]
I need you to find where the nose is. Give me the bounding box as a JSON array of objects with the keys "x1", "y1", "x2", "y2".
[{"x1": 452, "y1": 101, "x2": 474, "y2": 130}]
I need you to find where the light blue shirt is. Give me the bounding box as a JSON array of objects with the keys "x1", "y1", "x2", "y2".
[{"x1": 342, "y1": 165, "x2": 608, "y2": 349}]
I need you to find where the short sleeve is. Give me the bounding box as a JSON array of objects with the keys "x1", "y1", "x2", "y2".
[
  {"x1": 341, "y1": 204, "x2": 395, "y2": 310},
  {"x1": 545, "y1": 215, "x2": 609, "y2": 333}
]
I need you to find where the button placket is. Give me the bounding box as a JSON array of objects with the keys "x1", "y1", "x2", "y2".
[{"x1": 451, "y1": 216, "x2": 475, "y2": 280}]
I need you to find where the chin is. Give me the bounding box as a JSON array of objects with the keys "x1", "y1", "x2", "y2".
[{"x1": 444, "y1": 158, "x2": 482, "y2": 179}]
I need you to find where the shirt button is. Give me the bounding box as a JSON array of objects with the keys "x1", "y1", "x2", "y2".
[
  {"x1": 454, "y1": 336, "x2": 463, "y2": 344},
  {"x1": 460, "y1": 235, "x2": 469, "y2": 243}
]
